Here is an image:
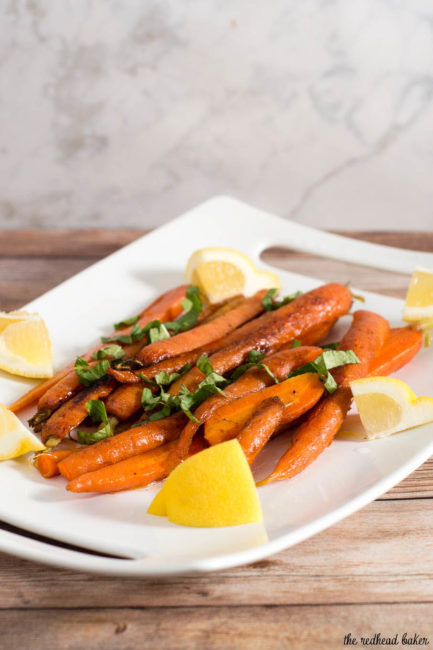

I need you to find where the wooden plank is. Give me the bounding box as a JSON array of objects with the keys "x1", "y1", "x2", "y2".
[
  {"x1": 1, "y1": 604, "x2": 432, "y2": 650},
  {"x1": 0, "y1": 230, "x2": 146, "y2": 257},
  {"x1": 1, "y1": 500, "x2": 433, "y2": 609}
]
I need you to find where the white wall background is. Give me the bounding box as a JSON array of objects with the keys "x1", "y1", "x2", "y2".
[{"x1": 1, "y1": 0, "x2": 433, "y2": 230}]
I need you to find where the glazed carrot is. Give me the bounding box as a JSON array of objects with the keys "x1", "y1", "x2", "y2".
[
  {"x1": 58, "y1": 412, "x2": 187, "y2": 480},
  {"x1": 198, "y1": 295, "x2": 245, "y2": 323},
  {"x1": 9, "y1": 285, "x2": 188, "y2": 414},
  {"x1": 168, "y1": 283, "x2": 352, "y2": 397},
  {"x1": 238, "y1": 396, "x2": 284, "y2": 465},
  {"x1": 105, "y1": 383, "x2": 144, "y2": 420},
  {"x1": 369, "y1": 326, "x2": 423, "y2": 377},
  {"x1": 66, "y1": 435, "x2": 205, "y2": 494},
  {"x1": 168, "y1": 345, "x2": 323, "y2": 468},
  {"x1": 204, "y1": 372, "x2": 325, "y2": 446},
  {"x1": 195, "y1": 295, "x2": 244, "y2": 325},
  {"x1": 40, "y1": 376, "x2": 116, "y2": 445},
  {"x1": 258, "y1": 310, "x2": 389, "y2": 485},
  {"x1": 137, "y1": 290, "x2": 267, "y2": 366},
  {"x1": 34, "y1": 449, "x2": 74, "y2": 478},
  {"x1": 105, "y1": 315, "x2": 282, "y2": 418}
]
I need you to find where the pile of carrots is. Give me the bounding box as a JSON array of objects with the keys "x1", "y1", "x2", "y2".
[{"x1": 11, "y1": 282, "x2": 423, "y2": 494}]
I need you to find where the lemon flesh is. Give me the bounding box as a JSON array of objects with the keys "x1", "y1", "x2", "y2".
[
  {"x1": 147, "y1": 439, "x2": 263, "y2": 527},
  {"x1": 350, "y1": 377, "x2": 433, "y2": 439},
  {"x1": 403, "y1": 267, "x2": 433, "y2": 322},
  {"x1": 0, "y1": 313, "x2": 53, "y2": 378},
  {"x1": 0, "y1": 402, "x2": 45, "y2": 460},
  {"x1": 185, "y1": 247, "x2": 280, "y2": 304}
]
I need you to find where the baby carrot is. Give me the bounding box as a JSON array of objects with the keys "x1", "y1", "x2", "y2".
[
  {"x1": 237, "y1": 396, "x2": 284, "y2": 465},
  {"x1": 369, "y1": 326, "x2": 423, "y2": 377},
  {"x1": 66, "y1": 436, "x2": 204, "y2": 494},
  {"x1": 137, "y1": 290, "x2": 267, "y2": 366},
  {"x1": 258, "y1": 310, "x2": 389, "y2": 485},
  {"x1": 58, "y1": 412, "x2": 187, "y2": 480},
  {"x1": 33, "y1": 449, "x2": 74, "y2": 478}
]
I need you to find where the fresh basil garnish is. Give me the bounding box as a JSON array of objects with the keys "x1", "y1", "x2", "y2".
[
  {"x1": 76, "y1": 400, "x2": 114, "y2": 445},
  {"x1": 287, "y1": 349, "x2": 360, "y2": 394},
  {"x1": 91, "y1": 344, "x2": 125, "y2": 361},
  {"x1": 74, "y1": 357, "x2": 110, "y2": 386},
  {"x1": 230, "y1": 350, "x2": 279, "y2": 384},
  {"x1": 262, "y1": 288, "x2": 303, "y2": 312},
  {"x1": 114, "y1": 315, "x2": 140, "y2": 330}
]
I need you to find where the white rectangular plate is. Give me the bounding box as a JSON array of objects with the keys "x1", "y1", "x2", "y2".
[{"x1": 1, "y1": 196, "x2": 433, "y2": 576}]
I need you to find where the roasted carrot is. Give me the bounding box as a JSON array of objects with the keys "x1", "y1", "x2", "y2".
[
  {"x1": 66, "y1": 435, "x2": 205, "y2": 494},
  {"x1": 33, "y1": 449, "x2": 74, "y2": 478},
  {"x1": 9, "y1": 285, "x2": 188, "y2": 414},
  {"x1": 237, "y1": 397, "x2": 284, "y2": 465},
  {"x1": 258, "y1": 310, "x2": 389, "y2": 485},
  {"x1": 137, "y1": 290, "x2": 267, "y2": 366},
  {"x1": 40, "y1": 376, "x2": 116, "y2": 445},
  {"x1": 204, "y1": 372, "x2": 325, "y2": 446},
  {"x1": 195, "y1": 295, "x2": 244, "y2": 325},
  {"x1": 168, "y1": 283, "x2": 352, "y2": 397},
  {"x1": 369, "y1": 326, "x2": 423, "y2": 377},
  {"x1": 58, "y1": 412, "x2": 187, "y2": 480},
  {"x1": 167, "y1": 345, "x2": 323, "y2": 468}
]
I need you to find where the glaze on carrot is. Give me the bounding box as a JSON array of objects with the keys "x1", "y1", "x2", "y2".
[
  {"x1": 257, "y1": 310, "x2": 389, "y2": 485},
  {"x1": 40, "y1": 376, "x2": 116, "y2": 445},
  {"x1": 168, "y1": 283, "x2": 352, "y2": 397},
  {"x1": 237, "y1": 396, "x2": 284, "y2": 465},
  {"x1": 58, "y1": 412, "x2": 187, "y2": 480},
  {"x1": 167, "y1": 345, "x2": 323, "y2": 469},
  {"x1": 66, "y1": 436, "x2": 204, "y2": 494},
  {"x1": 137, "y1": 290, "x2": 267, "y2": 366},
  {"x1": 33, "y1": 449, "x2": 74, "y2": 478},
  {"x1": 369, "y1": 326, "x2": 423, "y2": 377},
  {"x1": 204, "y1": 372, "x2": 325, "y2": 446}
]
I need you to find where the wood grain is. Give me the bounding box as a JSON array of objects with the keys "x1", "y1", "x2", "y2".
[
  {"x1": 1, "y1": 229, "x2": 433, "y2": 648},
  {"x1": 1, "y1": 500, "x2": 433, "y2": 610},
  {"x1": 1, "y1": 604, "x2": 433, "y2": 650}
]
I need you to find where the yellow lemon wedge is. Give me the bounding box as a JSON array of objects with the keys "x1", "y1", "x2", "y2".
[
  {"x1": 403, "y1": 267, "x2": 433, "y2": 322},
  {"x1": 185, "y1": 247, "x2": 281, "y2": 303},
  {"x1": 350, "y1": 377, "x2": 433, "y2": 439},
  {"x1": 0, "y1": 311, "x2": 53, "y2": 378},
  {"x1": 0, "y1": 402, "x2": 45, "y2": 460},
  {"x1": 147, "y1": 439, "x2": 263, "y2": 527}
]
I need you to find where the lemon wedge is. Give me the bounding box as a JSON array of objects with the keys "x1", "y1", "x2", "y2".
[
  {"x1": 185, "y1": 247, "x2": 281, "y2": 303},
  {"x1": 147, "y1": 439, "x2": 263, "y2": 527},
  {"x1": 0, "y1": 311, "x2": 53, "y2": 378},
  {"x1": 0, "y1": 402, "x2": 45, "y2": 460},
  {"x1": 350, "y1": 377, "x2": 433, "y2": 439},
  {"x1": 403, "y1": 267, "x2": 433, "y2": 322}
]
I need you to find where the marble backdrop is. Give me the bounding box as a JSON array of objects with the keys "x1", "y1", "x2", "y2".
[{"x1": 1, "y1": 0, "x2": 433, "y2": 230}]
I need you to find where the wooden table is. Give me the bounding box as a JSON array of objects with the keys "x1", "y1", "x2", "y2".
[{"x1": 1, "y1": 230, "x2": 433, "y2": 649}]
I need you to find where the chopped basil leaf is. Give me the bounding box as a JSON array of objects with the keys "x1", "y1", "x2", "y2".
[
  {"x1": 138, "y1": 363, "x2": 191, "y2": 388},
  {"x1": 230, "y1": 349, "x2": 279, "y2": 384},
  {"x1": 262, "y1": 288, "x2": 303, "y2": 312},
  {"x1": 287, "y1": 349, "x2": 360, "y2": 394},
  {"x1": 74, "y1": 357, "x2": 110, "y2": 386},
  {"x1": 321, "y1": 342, "x2": 340, "y2": 350},
  {"x1": 290, "y1": 339, "x2": 302, "y2": 349},
  {"x1": 165, "y1": 286, "x2": 202, "y2": 333},
  {"x1": 148, "y1": 404, "x2": 172, "y2": 421},
  {"x1": 141, "y1": 388, "x2": 162, "y2": 410},
  {"x1": 92, "y1": 345, "x2": 125, "y2": 360},
  {"x1": 76, "y1": 400, "x2": 114, "y2": 445},
  {"x1": 148, "y1": 322, "x2": 170, "y2": 343},
  {"x1": 114, "y1": 315, "x2": 140, "y2": 330},
  {"x1": 139, "y1": 355, "x2": 227, "y2": 423}
]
